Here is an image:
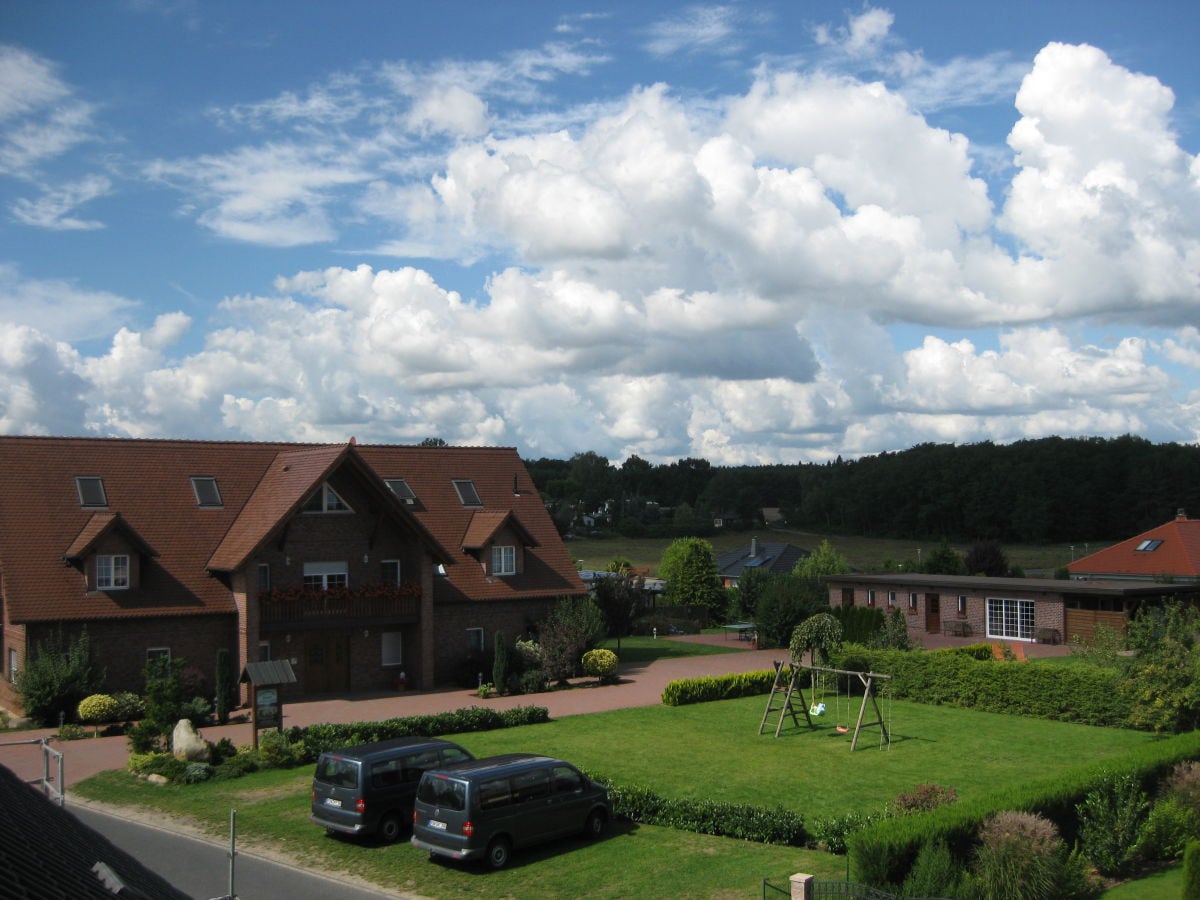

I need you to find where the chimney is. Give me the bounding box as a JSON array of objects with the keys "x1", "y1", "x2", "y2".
[
  {"x1": 750, "y1": 537, "x2": 758, "y2": 558},
  {"x1": 1178, "y1": 508, "x2": 1188, "y2": 520}
]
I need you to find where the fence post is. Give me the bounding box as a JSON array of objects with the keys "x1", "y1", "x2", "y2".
[{"x1": 789, "y1": 872, "x2": 814, "y2": 900}]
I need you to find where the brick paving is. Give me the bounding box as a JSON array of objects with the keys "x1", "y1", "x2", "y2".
[{"x1": 0, "y1": 631, "x2": 1070, "y2": 790}]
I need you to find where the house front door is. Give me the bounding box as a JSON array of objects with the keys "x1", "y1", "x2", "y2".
[
  {"x1": 925, "y1": 594, "x2": 941, "y2": 634},
  {"x1": 304, "y1": 631, "x2": 349, "y2": 694}
]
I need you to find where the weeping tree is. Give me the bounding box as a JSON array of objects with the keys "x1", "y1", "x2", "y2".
[{"x1": 789, "y1": 612, "x2": 844, "y2": 667}]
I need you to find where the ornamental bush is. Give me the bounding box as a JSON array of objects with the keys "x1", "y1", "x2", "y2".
[
  {"x1": 582, "y1": 648, "x2": 619, "y2": 683},
  {"x1": 77, "y1": 694, "x2": 120, "y2": 725}
]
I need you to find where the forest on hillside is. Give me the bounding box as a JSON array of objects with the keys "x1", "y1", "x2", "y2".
[{"x1": 524, "y1": 435, "x2": 1200, "y2": 544}]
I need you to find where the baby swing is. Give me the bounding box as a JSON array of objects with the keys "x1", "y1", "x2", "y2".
[{"x1": 808, "y1": 670, "x2": 827, "y2": 717}]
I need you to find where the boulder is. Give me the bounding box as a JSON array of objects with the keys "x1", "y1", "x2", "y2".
[{"x1": 171, "y1": 718, "x2": 210, "y2": 762}]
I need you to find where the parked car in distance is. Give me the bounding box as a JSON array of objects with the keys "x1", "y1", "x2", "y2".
[
  {"x1": 411, "y1": 753, "x2": 611, "y2": 869},
  {"x1": 311, "y1": 737, "x2": 474, "y2": 843}
]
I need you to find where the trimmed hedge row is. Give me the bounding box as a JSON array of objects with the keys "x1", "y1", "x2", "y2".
[
  {"x1": 661, "y1": 670, "x2": 776, "y2": 706},
  {"x1": 831, "y1": 644, "x2": 1127, "y2": 727},
  {"x1": 296, "y1": 704, "x2": 550, "y2": 757},
  {"x1": 846, "y1": 730, "x2": 1200, "y2": 888},
  {"x1": 592, "y1": 775, "x2": 808, "y2": 846}
]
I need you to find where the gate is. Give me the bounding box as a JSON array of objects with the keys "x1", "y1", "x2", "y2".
[{"x1": 0, "y1": 737, "x2": 64, "y2": 806}]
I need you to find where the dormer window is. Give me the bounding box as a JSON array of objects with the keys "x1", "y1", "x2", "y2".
[
  {"x1": 96, "y1": 554, "x2": 130, "y2": 590},
  {"x1": 385, "y1": 479, "x2": 416, "y2": 504},
  {"x1": 492, "y1": 545, "x2": 516, "y2": 576},
  {"x1": 191, "y1": 476, "x2": 222, "y2": 508},
  {"x1": 76, "y1": 476, "x2": 107, "y2": 508},
  {"x1": 302, "y1": 483, "x2": 352, "y2": 513},
  {"x1": 453, "y1": 479, "x2": 482, "y2": 507}
]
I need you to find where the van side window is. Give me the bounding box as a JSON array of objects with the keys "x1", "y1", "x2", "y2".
[
  {"x1": 372, "y1": 759, "x2": 401, "y2": 788},
  {"x1": 441, "y1": 747, "x2": 471, "y2": 765},
  {"x1": 419, "y1": 776, "x2": 467, "y2": 811},
  {"x1": 512, "y1": 768, "x2": 551, "y2": 802},
  {"x1": 552, "y1": 765, "x2": 584, "y2": 794},
  {"x1": 317, "y1": 757, "x2": 359, "y2": 789},
  {"x1": 479, "y1": 778, "x2": 513, "y2": 810},
  {"x1": 404, "y1": 750, "x2": 439, "y2": 780}
]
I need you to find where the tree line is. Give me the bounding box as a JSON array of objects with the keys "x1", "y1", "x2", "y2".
[{"x1": 526, "y1": 435, "x2": 1200, "y2": 543}]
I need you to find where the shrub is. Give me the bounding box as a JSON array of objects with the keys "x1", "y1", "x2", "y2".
[
  {"x1": 1134, "y1": 797, "x2": 1200, "y2": 862},
  {"x1": 968, "y1": 811, "x2": 1064, "y2": 900},
  {"x1": 183, "y1": 762, "x2": 214, "y2": 784},
  {"x1": 661, "y1": 670, "x2": 775, "y2": 706},
  {"x1": 127, "y1": 719, "x2": 166, "y2": 754},
  {"x1": 492, "y1": 632, "x2": 509, "y2": 693},
  {"x1": 57, "y1": 723, "x2": 88, "y2": 741},
  {"x1": 540, "y1": 596, "x2": 607, "y2": 684},
  {"x1": 893, "y1": 783, "x2": 957, "y2": 816},
  {"x1": 214, "y1": 648, "x2": 234, "y2": 725},
  {"x1": 209, "y1": 737, "x2": 238, "y2": 765},
  {"x1": 77, "y1": 694, "x2": 120, "y2": 725},
  {"x1": 14, "y1": 627, "x2": 105, "y2": 726},
  {"x1": 520, "y1": 669, "x2": 548, "y2": 694},
  {"x1": 257, "y1": 730, "x2": 306, "y2": 769},
  {"x1": 1076, "y1": 771, "x2": 1151, "y2": 876},
  {"x1": 582, "y1": 648, "x2": 619, "y2": 683},
  {"x1": 112, "y1": 692, "x2": 145, "y2": 722},
  {"x1": 811, "y1": 810, "x2": 886, "y2": 855},
  {"x1": 1185, "y1": 840, "x2": 1200, "y2": 900},
  {"x1": 127, "y1": 752, "x2": 187, "y2": 782},
  {"x1": 900, "y1": 839, "x2": 963, "y2": 899},
  {"x1": 213, "y1": 752, "x2": 260, "y2": 780}
]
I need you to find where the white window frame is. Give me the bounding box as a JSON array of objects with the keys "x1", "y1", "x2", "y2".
[
  {"x1": 491, "y1": 545, "x2": 516, "y2": 576},
  {"x1": 887, "y1": 591, "x2": 896, "y2": 607},
  {"x1": 866, "y1": 589, "x2": 876, "y2": 607},
  {"x1": 957, "y1": 594, "x2": 968, "y2": 614},
  {"x1": 382, "y1": 631, "x2": 403, "y2": 667},
  {"x1": 303, "y1": 483, "x2": 352, "y2": 514},
  {"x1": 986, "y1": 597, "x2": 1035, "y2": 641},
  {"x1": 381, "y1": 560, "x2": 401, "y2": 585},
  {"x1": 96, "y1": 554, "x2": 130, "y2": 590},
  {"x1": 303, "y1": 561, "x2": 348, "y2": 590},
  {"x1": 908, "y1": 592, "x2": 918, "y2": 610},
  {"x1": 8, "y1": 648, "x2": 17, "y2": 683}
]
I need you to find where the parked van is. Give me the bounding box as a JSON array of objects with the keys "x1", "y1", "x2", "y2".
[
  {"x1": 411, "y1": 753, "x2": 610, "y2": 869},
  {"x1": 311, "y1": 737, "x2": 473, "y2": 843}
]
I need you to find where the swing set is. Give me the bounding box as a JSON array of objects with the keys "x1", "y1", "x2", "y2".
[{"x1": 758, "y1": 659, "x2": 893, "y2": 751}]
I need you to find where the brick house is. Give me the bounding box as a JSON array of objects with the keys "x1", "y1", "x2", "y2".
[
  {"x1": 1068, "y1": 510, "x2": 1200, "y2": 583},
  {"x1": 0, "y1": 437, "x2": 585, "y2": 713},
  {"x1": 825, "y1": 573, "x2": 1200, "y2": 644}
]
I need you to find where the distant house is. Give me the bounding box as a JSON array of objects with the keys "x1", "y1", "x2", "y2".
[
  {"x1": 825, "y1": 573, "x2": 1200, "y2": 644},
  {"x1": 0, "y1": 437, "x2": 585, "y2": 714},
  {"x1": 1068, "y1": 510, "x2": 1200, "y2": 583},
  {"x1": 715, "y1": 538, "x2": 808, "y2": 588}
]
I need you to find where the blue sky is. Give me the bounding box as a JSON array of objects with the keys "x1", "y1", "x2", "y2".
[{"x1": 2, "y1": 1, "x2": 1198, "y2": 464}]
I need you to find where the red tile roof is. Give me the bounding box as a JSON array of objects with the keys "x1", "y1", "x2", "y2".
[
  {"x1": 1067, "y1": 513, "x2": 1200, "y2": 579},
  {"x1": 0, "y1": 437, "x2": 584, "y2": 624}
]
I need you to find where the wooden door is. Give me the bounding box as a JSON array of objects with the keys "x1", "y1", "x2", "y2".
[
  {"x1": 925, "y1": 594, "x2": 941, "y2": 634},
  {"x1": 304, "y1": 631, "x2": 349, "y2": 694}
]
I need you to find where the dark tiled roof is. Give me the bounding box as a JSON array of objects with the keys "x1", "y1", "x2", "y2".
[
  {"x1": 716, "y1": 541, "x2": 808, "y2": 579},
  {"x1": 0, "y1": 764, "x2": 190, "y2": 899},
  {"x1": 0, "y1": 436, "x2": 584, "y2": 624},
  {"x1": 1067, "y1": 514, "x2": 1200, "y2": 580},
  {"x1": 826, "y1": 572, "x2": 1200, "y2": 598}
]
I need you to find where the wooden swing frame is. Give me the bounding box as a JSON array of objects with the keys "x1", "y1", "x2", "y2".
[{"x1": 758, "y1": 660, "x2": 892, "y2": 751}]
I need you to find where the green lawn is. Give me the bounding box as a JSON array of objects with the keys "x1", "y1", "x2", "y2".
[
  {"x1": 597, "y1": 634, "x2": 740, "y2": 662},
  {"x1": 75, "y1": 697, "x2": 1157, "y2": 897},
  {"x1": 1102, "y1": 863, "x2": 1183, "y2": 897}
]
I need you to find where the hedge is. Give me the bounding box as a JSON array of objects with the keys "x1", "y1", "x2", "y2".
[
  {"x1": 831, "y1": 644, "x2": 1127, "y2": 728},
  {"x1": 1185, "y1": 840, "x2": 1200, "y2": 900},
  {"x1": 591, "y1": 774, "x2": 807, "y2": 846},
  {"x1": 661, "y1": 669, "x2": 776, "y2": 706},
  {"x1": 846, "y1": 730, "x2": 1200, "y2": 888},
  {"x1": 294, "y1": 704, "x2": 550, "y2": 758}
]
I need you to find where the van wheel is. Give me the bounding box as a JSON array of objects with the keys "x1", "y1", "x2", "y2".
[
  {"x1": 377, "y1": 813, "x2": 403, "y2": 844},
  {"x1": 583, "y1": 809, "x2": 606, "y2": 839},
  {"x1": 486, "y1": 836, "x2": 511, "y2": 869}
]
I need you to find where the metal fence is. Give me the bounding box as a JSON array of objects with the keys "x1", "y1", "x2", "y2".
[{"x1": 0, "y1": 736, "x2": 64, "y2": 805}]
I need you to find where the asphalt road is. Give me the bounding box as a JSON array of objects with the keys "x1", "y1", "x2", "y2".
[{"x1": 70, "y1": 803, "x2": 406, "y2": 900}]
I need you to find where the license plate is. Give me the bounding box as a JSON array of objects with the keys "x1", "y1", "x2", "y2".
[
  {"x1": 429, "y1": 820, "x2": 447, "y2": 830},
  {"x1": 324, "y1": 798, "x2": 342, "y2": 808}
]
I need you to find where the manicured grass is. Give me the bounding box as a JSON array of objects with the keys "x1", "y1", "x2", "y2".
[
  {"x1": 1102, "y1": 863, "x2": 1183, "y2": 897},
  {"x1": 75, "y1": 696, "x2": 1157, "y2": 897},
  {"x1": 597, "y1": 634, "x2": 740, "y2": 662}
]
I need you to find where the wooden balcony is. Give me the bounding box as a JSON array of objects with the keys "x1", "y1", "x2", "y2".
[{"x1": 258, "y1": 583, "x2": 421, "y2": 625}]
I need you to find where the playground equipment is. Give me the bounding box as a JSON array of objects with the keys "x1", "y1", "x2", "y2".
[{"x1": 759, "y1": 660, "x2": 893, "y2": 751}]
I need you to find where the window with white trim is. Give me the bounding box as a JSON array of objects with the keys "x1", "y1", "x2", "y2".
[
  {"x1": 986, "y1": 597, "x2": 1035, "y2": 641},
  {"x1": 491, "y1": 545, "x2": 516, "y2": 576},
  {"x1": 887, "y1": 591, "x2": 896, "y2": 607},
  {"x1": 382, "y1": 631, "x2": 403, "y2": 667},
  {"x1": 908, "y1": 592, "x2": 918, "y2": 610},
  {"x1": 381, "y1": 560, "x2": 401, "y2": 585},
  {"x1": 303, "y1": 561, "x2": 348, "y2": 590},
  {"x1": 302, "y1": 483, "x2": 352, "y2": 513},
  {"x1": 866, "y1": 589, "x2": 876, "y2": 607},
  {"x1": 96, "y1": 554, "x2": 130, "y2": 590},
  {"x1": 957, "y1": 594, "x2": 968, "y2": 614},
  {"x1": 8, "y1": 648, "x2": 17, "y2": 683}
]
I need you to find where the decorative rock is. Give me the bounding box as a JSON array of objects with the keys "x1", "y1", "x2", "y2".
[
  {"x1": 171, "y1": 718, "x2": 210, "y2": 762},
  {"x1": 147, "y1": 774, "x2": 169, "y2": 786}
]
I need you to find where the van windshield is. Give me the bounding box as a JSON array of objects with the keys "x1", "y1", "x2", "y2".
[
  {"x1": 315, "y1": 756, "x2": 360, "y2": 789},
  {"x1": 417, "y1": 775, "x2": 467, "y2": 811}
]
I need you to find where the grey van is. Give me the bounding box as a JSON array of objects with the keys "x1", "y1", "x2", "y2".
[
  {"x1": 310, "y1": 737, "x2": 473, "y2": 843},
  {"x1": 411, "y1": 753, "x2": 610, "y2": 869}
]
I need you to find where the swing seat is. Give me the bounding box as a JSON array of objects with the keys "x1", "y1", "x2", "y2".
[
  {"x1": 809, "y1": 702, "x2": 826, "y2": 716},
  {"x1": 835, "y1": 725, "x2": 850, "y2": 734}
]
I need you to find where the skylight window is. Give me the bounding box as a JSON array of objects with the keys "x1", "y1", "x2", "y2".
[
  {"x1": 76, "y1": 476, "x2": 107, "y2": 507},
  {"x1": 191, "y1": 476, "x2": 222, "y2": 508},
  {"x1": 453, "y1": 479, "x2": 482, "y2": 506},
  {"x1": 385, "y1": 479, "x2": 416, "y2": 504},
  {"x1": 1135, "y1": 539, "x2": 1164, "y2": 552}
]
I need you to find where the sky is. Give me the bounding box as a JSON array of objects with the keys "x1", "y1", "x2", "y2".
[{"x1": 2, "y1": 1, "x2": 1199, "y2": 465}]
